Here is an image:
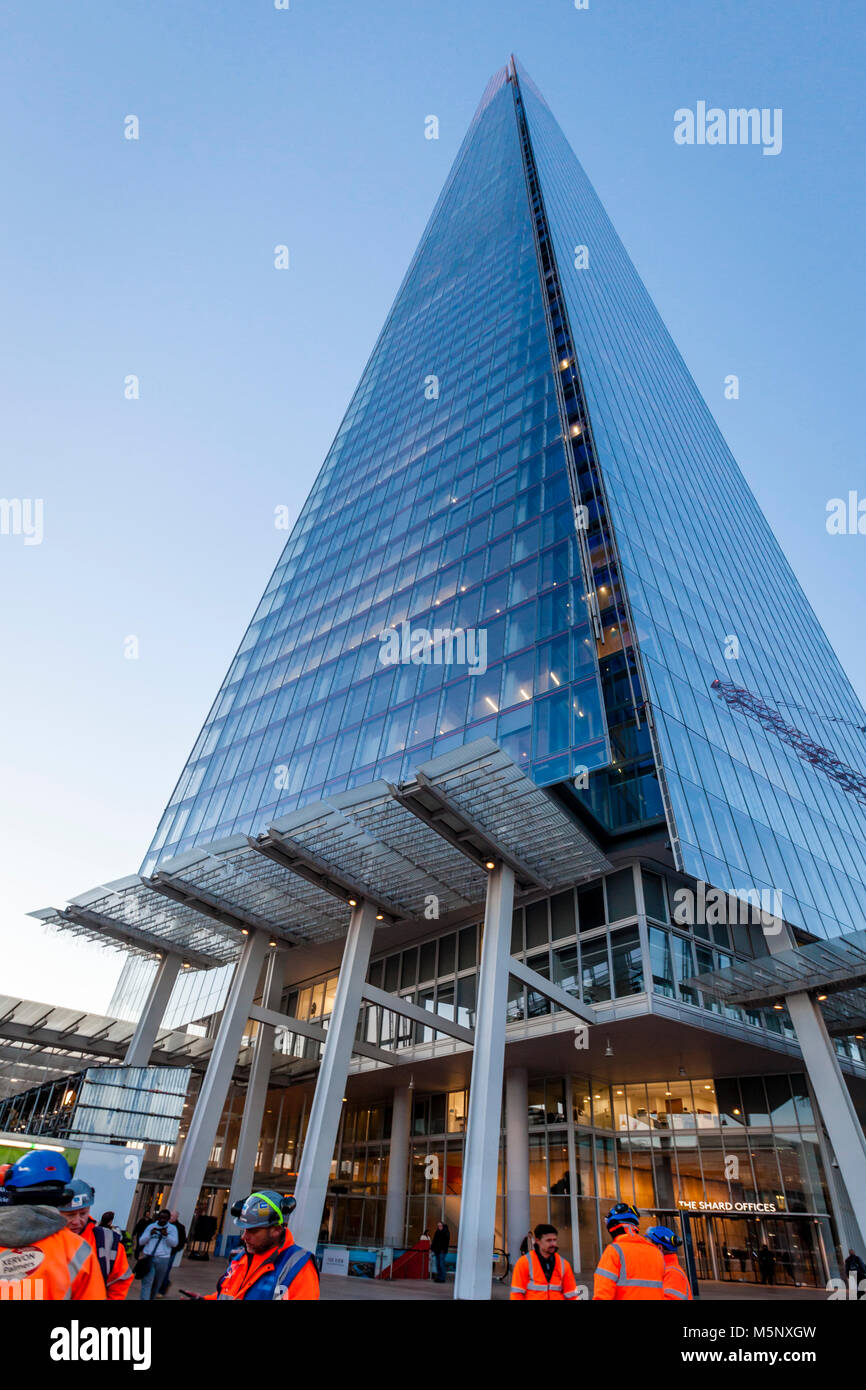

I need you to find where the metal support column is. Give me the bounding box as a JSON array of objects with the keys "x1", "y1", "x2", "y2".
[
  {"x1": 226, "y1": 949, "x2": 288, "y2": 1217},
  {"x1": 505, "y1": 1067, "x2": 530, "y2": 1270},
  {"x1": 783, "y1": 989, "x2": 866, "y2": 1249},
  {"x1": 123, "y1": 952, "x2": 182, "y2": 1066},
  {"x1": 167, "y1": 930, "x2": 268, "y2": 1231},
  {"x1": 454, "y1": 863, "x2": 515, "y2": 1301},
  {"x1": 767, "y1": 926, "x2": 866, "y2": 1251},
  {"x1": 383, "y1": 1084, "x2": 413, "y2": 1248},
  {"x1": 291, "y1": 900, "x2": 378, "y2": 1253}
]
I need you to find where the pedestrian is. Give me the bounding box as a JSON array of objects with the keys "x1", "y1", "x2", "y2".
[
  {"x1": 510, "y1": 1223, "x2": 580, "y2": 1300},
  {"x1": 593, "y1": 1203, "x2": 665, "y2": 1300},
  {"x1": 158, "y1": 1209, "x2": 186, "y2": 1296},
  {"x1": 101, "y1": 1209, "x2": 134, "y2": 1264},
  {"x1": 757, "y1": 1244, "x2": 775, "y2": 1286},
  {"x1": 136, "y1": 1209, "x2": 178, "y2": 1300},
  {"x1": 845, "y1": 1247, "x2": 866, "y2": 1288},
  {"x1": 647, "y1": 1225, "x2": 692, "y2": 1300},
  {"x1": 182, "y1": 1190, "x2": 318, "y2": 1301},
  {"x1": 133, "y1": 1208, "x2": 153, "y2": 1257},
  {"x1": 431, "y1": 1220, "x2": 450, "y2": 1283},
  {"x1": 0, "y1": 1153, "x2": 106, "y2": 1300},
  {"x1": 59, "y1": 1181, "x2": 133, "y2": 1300}
]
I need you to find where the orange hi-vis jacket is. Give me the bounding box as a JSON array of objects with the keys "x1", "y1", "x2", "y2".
[
  {"x1": 80, "y1": 1217, "x2": 133, "y2": 1301},
  {"x1": 205, "y1": 1228, "x2": 320, "y2": 1301},
  {"x1": 0, "y1": 1205, "x2": 106, "y2": 1301},
  {"x1": 662, "y1": 1252, "x2": 692, "y2": 1300},
  {"x1": 511, "y1": 1248, "x2": 580, "y2": 1300},
  {"x1": 593, "y1": 1230, "x2": 666, "y2": 1300}
]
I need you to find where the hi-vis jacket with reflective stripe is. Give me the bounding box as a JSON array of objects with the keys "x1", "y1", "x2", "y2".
[
  {"x1": 0, "y1": 1205, "x2": 106, "y2": 1300},
  {"x1": 510, "y1": 1248, "x2": 579, "y2": 1300},
  {"x1": 661, "y1": 1252, "x2": 692, "y2": 1300},
  {"x1": 206, "y1": 1228, "x2": 319, "y2": 1301},
  {"x1": 81, "y1": 1217, "x2": 133, "y2": 1301},
  {"x1": 592, "y1": 1230, "x2": 665, "y2": 1300}
]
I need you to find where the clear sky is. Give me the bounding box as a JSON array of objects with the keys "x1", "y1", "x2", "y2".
[{"x1": 0, "y1": 0, "x2": 862, "y2": 1014}]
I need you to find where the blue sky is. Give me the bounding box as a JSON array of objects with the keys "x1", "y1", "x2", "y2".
[{"x1": 0, "y1": 0, "x2": 863, "y2": 1012}]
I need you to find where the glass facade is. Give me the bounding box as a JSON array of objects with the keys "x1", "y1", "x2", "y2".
[
  {"x1": 143, "y1": 66, "x2": 609, "y2": 877},
  {"x1": 516, "y1": 61, "x2": 866, "y2": 938}
]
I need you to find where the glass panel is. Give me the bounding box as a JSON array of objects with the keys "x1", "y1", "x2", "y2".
[
  {"x1": 550, "y1": 890, "x2": 575, "y2": 941},
  {"x1": 605, "y1": 868, "x2": 636, "y2": 922},
  {"x1": 582, "y1": 938, "x2": 611, "y2": 1002},
  {"x1": 641, "y1": 869, "x2": 667, "y2": 922},
  {"x1": 577, "y1": 882, "x2": 605, "y2": 932},
  {"x1": 649, "y1": 927, "x2": 674, "y2": 997},
  {"x1": 611, "y1": 927, "x2": 643, "y2": 996}
]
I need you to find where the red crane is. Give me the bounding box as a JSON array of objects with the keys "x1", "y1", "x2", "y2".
[{"x1": 710, "y1": 680, "x2": 866, "y2": 809}]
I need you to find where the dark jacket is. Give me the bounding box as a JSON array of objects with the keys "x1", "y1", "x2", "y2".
[{"x1": 431, "y1": 1226, "x2": 450, "y2": 1254}]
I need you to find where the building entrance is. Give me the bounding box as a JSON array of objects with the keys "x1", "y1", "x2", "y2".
[{"x1": 655, "y1": 1210, "x2": 832, "y2": 1289}]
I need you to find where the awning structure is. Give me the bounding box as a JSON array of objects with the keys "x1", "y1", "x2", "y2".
[
  {"x1": 685, "y1": 927, "x2": 866, "y2": 1037},
  {"x1": 29, "y1": 739, "x2": 612, "y2": 970},
  {"x1": 0, "y1": 995, "x2": 216, "y2": 1099}
]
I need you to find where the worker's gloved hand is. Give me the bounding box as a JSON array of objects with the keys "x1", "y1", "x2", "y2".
[{"x1": 179, "y1": 1289, "x2": 204, "y2": 1300}]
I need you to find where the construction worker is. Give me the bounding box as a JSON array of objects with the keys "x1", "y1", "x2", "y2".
[
  {"x1": 647, "y1": 1225, "x2": 693, "y2": 1300},
  {"x1": 0, "y1": 1152, "x2": 106, "y2": 1300},
  {"x1": 59, "y1": 1179, "x2": 133, "y2": 1301},
  {"x1": 592, "y1": 1202, "x2": 665, "y2": 1300},
  {"x1": 510, "y1": 1222, "x2": 580, "y2": 1300},
  {"x1": 187, "y1": 1191, "x2": 319, "y2": 1301}
]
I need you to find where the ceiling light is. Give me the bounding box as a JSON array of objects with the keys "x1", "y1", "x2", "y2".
[
  {"x1": 484, "y1": 860, "x2": 496, "y2": 871},
  {"x1": 348, "y1": 897, "x2": 358, "y2": 907}
]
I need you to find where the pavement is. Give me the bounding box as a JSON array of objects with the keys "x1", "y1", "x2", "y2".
[{"x1": 131, "y1": 1256, "x2": 829, "y2": 1302}]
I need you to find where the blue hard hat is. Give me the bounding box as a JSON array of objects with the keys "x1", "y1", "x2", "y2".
[
  {"x1": 58, "y1": 1179, "x2": 95, "y2": 1212},
  {"x1": 231, "y1": 1190, "x2": 296, "y2": 1229},
  {"x1": 605, "y1": 1202, "x2": 641, "y2": 1231},
  {"x1": 4, "y1": 1151, "x2": 73, "y2": 1189},
  {"x1": 647, "y1": 1225, "x2": 682, "y2": 1253}
]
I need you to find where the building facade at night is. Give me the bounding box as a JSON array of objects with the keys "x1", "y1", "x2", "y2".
[{"x1": 37, "y1": 59, "x2": 866, "y2": 1295}]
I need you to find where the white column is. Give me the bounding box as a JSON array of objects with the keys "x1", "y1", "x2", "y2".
[
  {"x1": 453, "y1": 863, "x2": 515, "y2": 1301},
  {"x1": 124, "y1": 952, "x2": 182, "y2": 1066},
  {"x1": 167, "y1": 930, "x2": 268, "y2": 1232},
  {"x1": 783, "y1": 990, "x2": 866, "y2": 1249},
  {"x1": 768, "y1": 925, "x2": 866, "y2": 1251},
  {"x1": 384, "y1": 1085, "x2": 413, "y2": 1247},
  {"x1": 291, "y1": 900, "x2": 378, "y2": 1253},
  {"x1": 226, "y1": 949, "x2": 288, "y2": 1217},
  {"x1": 505, "y1": 1067, "x2": 530, "y2": 1267}
]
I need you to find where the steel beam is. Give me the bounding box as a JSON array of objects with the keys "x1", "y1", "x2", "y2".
[
  {"x1": 167, "y1": 929, "x2": 269, "y2": 1232},
  {"x1": 454, "y1": 864, "x2": 515, "y2": 1300},
  {"x1": 123, "y1": 952, "x2": 182, "y2": 1067},
  {"x1": 290, "y1": 901, "x2": 378, "y2": 1252},
  {"x1": 360, "y1": 982, "x2": 475, "y2": 1045},
  {"x1": 508, "y1": 956, "x2": 596, "y2": 1024}
]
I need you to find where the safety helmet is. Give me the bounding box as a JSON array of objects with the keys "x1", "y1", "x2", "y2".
[
  {"x1": 230, "y1": 1190, "x2": 296, "y2": 1229},
  {"x1": 605, "y1": 1202, "x2": 641, "y2": 1232},
  {"x1": 1, "y1": 1150, "x2": 74, "y2": 1207},
  {"x1": 646, "y1": 1224, "x2": 682, "y2": 1254},
  {"x1": 58, "y1": 1179, "x2": 95, "y2": 1212}
]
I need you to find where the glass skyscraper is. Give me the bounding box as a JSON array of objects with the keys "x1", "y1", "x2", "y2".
[
  {"x1": 105, "y1": 60, "x2": 866, "y2": 1284},
  {"x1": 138, "y1": 60, "x2": 866, "y2": 951}
]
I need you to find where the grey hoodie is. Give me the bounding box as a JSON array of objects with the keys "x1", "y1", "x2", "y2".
[{"x1": 0, "y1": 1204, "x2": 66, "y2": 1248}]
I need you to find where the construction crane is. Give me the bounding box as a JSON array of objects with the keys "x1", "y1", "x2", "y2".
[{"x1": 710, "y1": 679, "x2": 866, "y2": 809}]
